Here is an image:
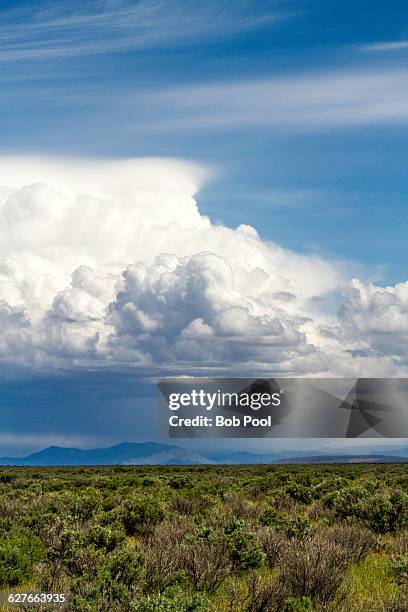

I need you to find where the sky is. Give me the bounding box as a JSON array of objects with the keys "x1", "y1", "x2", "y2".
[{"x1": 0, "y1": 0, "x2": 407, "y2": 455}]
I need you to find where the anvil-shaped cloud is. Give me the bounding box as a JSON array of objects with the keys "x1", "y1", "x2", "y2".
[{"x1": 0, "y1": 157, "x2": 406, "y2": 376}]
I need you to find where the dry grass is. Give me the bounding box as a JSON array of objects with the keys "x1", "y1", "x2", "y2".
[{"x1": 338, "y1": 553, "x2": 396, "y2": 612}]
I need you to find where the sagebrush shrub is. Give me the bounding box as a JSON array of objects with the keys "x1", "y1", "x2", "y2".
[
  {"x1": 170, "y1": 494, "x2": 204, "y2": 516},
  {"x1": 259, "y1": 528, "x2": 288, "y2": 567},
  {"x1": 223, "y1": 492, "x2": 261, "y2": 520},
  {"x1": 180, "y1": 536, "x2": 232, "y2": 593},
  {"x1": 278, "y1": 532, "x2": 352, "y2": 605},
  {"x1": 144, "y1": 519, "x2": 190, "y2": 592},
  {"x1": 320, "y1": 524, "x2": 376, "y2": 562},
  {"x1": 244, "y1": 573, "x2": 284, "y2": 612}
]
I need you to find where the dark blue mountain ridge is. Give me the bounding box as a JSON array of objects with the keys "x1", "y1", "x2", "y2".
[
  {"x1": 0, "y1": 442, "x2": 212, "y2": 466},
  {"x1": 1, "y1": 441, "x2": 408, "y2": 465}
]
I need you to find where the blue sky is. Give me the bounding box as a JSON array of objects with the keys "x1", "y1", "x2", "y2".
[
  {"x1": 0, "y1": 0, "x2": 407, "y2": 281},
  {"x1": 0, "y1": 0, "x2": 408, "y2": 456}
]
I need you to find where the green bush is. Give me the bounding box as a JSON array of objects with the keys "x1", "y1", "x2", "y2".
[
  {"x1": 224, "y1": 518, "x2": 265, "y2": 570},
  {"x1": 322, "y1": 484, "x2": 369, "y2": 519},
  {"x1": 168, "y1": 475, "x2": 193, "y2": 490},
  {"x1": 284, "y1": 514, "x2": 312, "y2": 540},
  {"x1": 0, "y1": 535, "x2": 44, "y2": 587},
  {"x1": 73, "y1": 491, "x2": 103, "y2": 521},
  {"x1": 71, "y1": 546, "x2": 145, "y2": 611},
  {"x1": 99, "y1": 545, "x2": 145, "y2": 589},
  {"x1": 390, "y1": 491, "x2": 408, "y2": 531},
  {"x1": 260, "y1": 510, "x2": 311, "y2": 540},
  {"x1": 324, "y1": 486, "x2": 408, "y2": 534},
  {"x1": 260, "y1": 507, "x2": 287, "y2": 529},
  {"x1": 89, "y1": 522, "x2": 126, "y2": 552},
  {"x1": 365, "y1": 493, "x2": 393, "y2": 533},
  {"x1": 121, "y1": 494, "x2": 166, "y2": 535},
  {"x1": 286, "y1": 482, "x2": 314, "y2": 504}
]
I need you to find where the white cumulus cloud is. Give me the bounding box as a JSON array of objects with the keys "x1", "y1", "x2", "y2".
[
  {"x1": 0, "y1": 156, "x2": 405, "y2": 376},
  {"x1": 337, "y1": 279, "x2": 408, "y2": 361}
]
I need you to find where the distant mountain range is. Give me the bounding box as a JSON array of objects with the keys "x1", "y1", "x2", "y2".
[
  {"x1": 1, "y1": 441, "x2": 408, "y2": 466},
  {"x1": 0, "y1": 442, "x2": 211, "y2": 466}
]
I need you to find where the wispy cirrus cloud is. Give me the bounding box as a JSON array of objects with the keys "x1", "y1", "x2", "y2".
[
  {"x1": 361, "y1": 40, "x2": 408, "y2": 52},
  {"x1": 0, "y1": 0, "x2": 287, "y2": 62},
  {"x1": 136, "y1": 68, "x2": 408, "y2": 131}
]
